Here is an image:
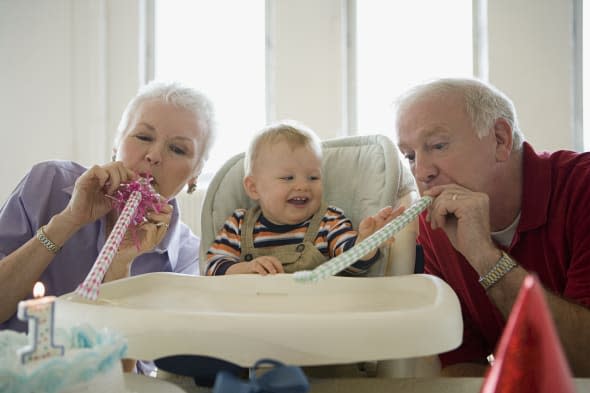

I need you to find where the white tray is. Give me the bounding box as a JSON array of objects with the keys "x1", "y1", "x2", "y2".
[{"x1": 56, "y1": 273, "x2": 462, "y2": 367}]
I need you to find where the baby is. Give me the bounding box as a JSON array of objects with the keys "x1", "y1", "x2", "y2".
[{"x1": 206, "y1": 120, "x2": 401, "y2": 276}]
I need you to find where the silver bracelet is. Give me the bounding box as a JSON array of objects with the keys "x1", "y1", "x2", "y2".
[
  {"x1": 478, "y1": 251, "x2": 517, "y2": 290},
  {"x1": 36, "y1": 226, "x2": 61, "y2": 254}
]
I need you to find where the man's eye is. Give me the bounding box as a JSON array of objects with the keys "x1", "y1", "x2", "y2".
[
  {"x1": 404, "y1": 152, "x2": 415, "y2": 162},
  {"x1": 432, "y1": 142, "x2": 447, "y2": 151}
]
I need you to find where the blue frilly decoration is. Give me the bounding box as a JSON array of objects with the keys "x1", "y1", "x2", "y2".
[{"x1": 213, "y1": 359, "x2": 309, "y2": 393}]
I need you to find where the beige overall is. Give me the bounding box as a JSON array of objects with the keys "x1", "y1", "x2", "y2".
[{"x1": 240, "y1": 203, "x2": 329, "y2": 273}]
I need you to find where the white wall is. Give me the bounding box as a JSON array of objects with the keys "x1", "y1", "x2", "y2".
[
  {"x1": 487, "y1": 0, "x2": 575, "y2": 151},
  {"x1": 269, "y1": 0, "x2": 348, "y2": 138},
  {"x1": 1, "y1": 1, "x2": 76, "y2": 199},
  {"x1": 0, "y1": 0, "x2": 143, "y2": 203},
  {"x1": 0, "y1": 0, "x2": 578, "y2": 233}
]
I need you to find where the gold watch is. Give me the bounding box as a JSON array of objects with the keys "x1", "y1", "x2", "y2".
[{"x1": 478, "y1": 251, "x2": 517, "y2": 290}]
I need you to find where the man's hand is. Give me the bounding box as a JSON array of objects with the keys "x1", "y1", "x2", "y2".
[{"x1": 424, "y1": 184, "x2": 499, "y2": 273}]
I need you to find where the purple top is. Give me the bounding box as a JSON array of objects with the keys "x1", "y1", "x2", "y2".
[{"x1": 0, "y1": 160, "x2": 201, "y2": 332}]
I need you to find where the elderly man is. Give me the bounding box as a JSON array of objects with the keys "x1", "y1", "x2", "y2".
[{"x1": 395, "y1": 78, "x2": 590, "y2": 377}]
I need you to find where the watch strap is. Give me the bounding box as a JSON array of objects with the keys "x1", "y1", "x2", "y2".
[{"x1": 478, "y1": 251, "x2": 517, "y2": 290}]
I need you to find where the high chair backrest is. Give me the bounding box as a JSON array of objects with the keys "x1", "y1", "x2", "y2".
[{"x1": 199, "y1": 134, "x2": 418, "y2": 276}]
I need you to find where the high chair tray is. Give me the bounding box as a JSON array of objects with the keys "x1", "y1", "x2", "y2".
[{"x1": 56, "y1": 273, "x2": 462, "y2": 367}]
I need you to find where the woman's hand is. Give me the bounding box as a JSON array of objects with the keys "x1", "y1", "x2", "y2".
[
  {"x1": 104, "y1": 202, "x2": 173, "y2": 281},
  {"x1": 118, "y1": 203, "x2": 173, "y2": 258},
  {"x1": 61, "y1": 162, "x2": 138, "y2": 230},
  {"x1": 226, "y1": 256, "x2": 285, "y2": 275}
]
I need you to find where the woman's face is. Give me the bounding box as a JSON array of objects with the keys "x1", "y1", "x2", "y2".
[{"x1": 116, "y1": 99, "x2": 205, "y2": 199}]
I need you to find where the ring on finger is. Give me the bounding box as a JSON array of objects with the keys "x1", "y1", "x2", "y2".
[{"x1": 155, "y1": 222, "x2": 169, "y2": 229}]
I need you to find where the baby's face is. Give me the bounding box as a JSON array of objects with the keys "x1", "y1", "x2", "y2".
[{"x1": 247, "y1": 141, "x2": 323, "y2": 225}]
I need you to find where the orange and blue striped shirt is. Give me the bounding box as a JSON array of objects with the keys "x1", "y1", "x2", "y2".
[{"x1": 206, "y1": 206, "x2": 379, "y2": 275}]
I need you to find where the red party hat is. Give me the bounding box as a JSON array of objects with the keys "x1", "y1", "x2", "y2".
[{"x1": 480, "y1": 274, "x2": 575, "y2": 393}]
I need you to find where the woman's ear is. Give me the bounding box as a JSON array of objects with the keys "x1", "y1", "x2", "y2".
[
  {"x1": 243, "y1": 175, "x2": 259, "y2": 201},
  {"x1": 493, "y1": 118, "x2": 513, "y2": 162}
]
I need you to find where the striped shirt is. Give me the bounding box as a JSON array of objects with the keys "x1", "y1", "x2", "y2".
[{"x1": 206, "y1": 206, "x2": 379, "y2": 275}]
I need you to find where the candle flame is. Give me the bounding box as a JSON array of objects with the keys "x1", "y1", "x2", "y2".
[{"x1": 33, "y1": 282, "x2": 45, "y2": 298}]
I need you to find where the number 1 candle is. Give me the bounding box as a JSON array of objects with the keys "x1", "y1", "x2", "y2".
[{"x1": 17, "y1": 282, "x2": 65, "y2": 364}]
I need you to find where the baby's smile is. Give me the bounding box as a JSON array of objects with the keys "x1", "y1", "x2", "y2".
[{"x1": 288, "y1": 197, "x2": 309, "y2": 206}]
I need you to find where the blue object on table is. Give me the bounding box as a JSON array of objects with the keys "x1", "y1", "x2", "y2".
[
  {"x1": 213, "y1": 358, "x2": 310, "y2": 393},
  {"x1": 155, "y1": 354, "x2": 247, "y2": 387}
]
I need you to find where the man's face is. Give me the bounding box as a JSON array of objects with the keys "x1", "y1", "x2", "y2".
[{"x1": 396, "y1": 92, "x2": 499, "y2": 195}]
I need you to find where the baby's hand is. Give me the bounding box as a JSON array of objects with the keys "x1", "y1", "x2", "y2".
[
  {"x1": 358, "y1": 205, "x2": 405, "y2": 244},
  {"x1": 226, "y1": 256, "x2": 285, "y2": 275}
]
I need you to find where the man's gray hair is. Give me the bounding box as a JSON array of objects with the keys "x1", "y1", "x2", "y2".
[
  {"x1": 395, "y1": 78, "x2": 525, "y2": 150},
  {"x1": 114, "y1": 80, "x2": 216, "y2": 174}
]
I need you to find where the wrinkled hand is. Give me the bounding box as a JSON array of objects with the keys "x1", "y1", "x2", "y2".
[
  {"x1": 104, "y1": 202, "x2": 172, "y2": 281},
  {"x1": 116, "y1": 202, "x2": 173, "y2": 261},
  {"x1": 63, "y1": 162, "x2": 138, "y2": 229},
  {"x1": 423, "y1": 184, "x2": 497, "y2": 267},
  {"x1": 226, "y1": 256, "x2": 285, "y2": 275}
]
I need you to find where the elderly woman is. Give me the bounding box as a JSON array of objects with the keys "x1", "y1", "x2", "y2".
[{"x1": 0, "y1": 81, "x2": 215, "y2": 332}]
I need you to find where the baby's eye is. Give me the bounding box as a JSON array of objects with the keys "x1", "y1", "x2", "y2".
[
  {"x1": 309, "y1": 176, "x2": 320, "y2": 181},
  {"x1": 280, "y1": 176, "x2": 294, "y2": 181}
]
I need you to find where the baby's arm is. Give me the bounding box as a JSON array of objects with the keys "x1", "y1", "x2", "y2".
[
  {"x1": 206, "y1": 211, "x2": 244, "y2": 275},
  {"x1": 356, "y1": 205, "x2": 405, "y2": 260}
]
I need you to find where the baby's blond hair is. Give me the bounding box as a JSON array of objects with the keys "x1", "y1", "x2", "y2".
[{"x1": 244, "y1": 120, "x2": 322, "y2": 176}]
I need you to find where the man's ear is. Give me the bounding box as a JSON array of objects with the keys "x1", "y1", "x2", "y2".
[
  {"x1": 243, "y1": 175, "x2": 259, "y2": 200},
  {"x1": 493, "y1": 118, "x2": 513, "y2": 162}
]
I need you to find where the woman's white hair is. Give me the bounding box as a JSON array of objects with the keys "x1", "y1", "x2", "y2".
[
  {"x1": 113, "y1": 80, "x2": 216, "y2": 174},
  {"x1": 395, "y1": 78, "x2": 525, "y2": 150},
  {"x1": 244, "y1": 120, "x2": 322, "y2": 176}
]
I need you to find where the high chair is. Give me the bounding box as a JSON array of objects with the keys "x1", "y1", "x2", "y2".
[{"x1": 198, "y1": 134, "x2": 444, "y2": 377}]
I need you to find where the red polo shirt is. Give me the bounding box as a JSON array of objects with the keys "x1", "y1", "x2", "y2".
[{"x1": 418, "y1": 142, "x2": 590, "y2": 366}]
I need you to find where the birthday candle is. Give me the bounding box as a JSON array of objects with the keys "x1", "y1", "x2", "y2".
[
  {"x1": 17, "y1": 282, "x2": 65, "y2": 364},
  {"x1": 293, "y1": 196, "x2": 432, "y2": 282},
  {"x1": 74, "y1": 190, "x2": 142, "y2": 300}
]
